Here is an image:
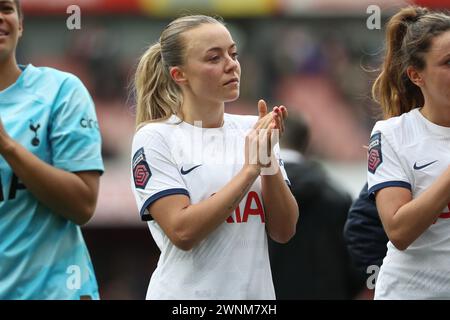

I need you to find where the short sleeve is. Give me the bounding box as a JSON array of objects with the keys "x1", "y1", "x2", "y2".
[
  {"x1": 131, "y1": 129, "x2": 190, "y2": 221},
  {"x1": 367, "y1": 128, "x2": 411, "y2": 197},
  {"x1": 49, "y1": 75, "x2": 104, "y2": 173}
]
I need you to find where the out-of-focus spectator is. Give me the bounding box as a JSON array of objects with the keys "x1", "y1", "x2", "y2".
[
  {"x1": 344, "y1": 183, "x2": 388, "y2": 275},
  {"x1": 68, "y1": 26, "x2": 125, "y2": 101},
  {"x1": 268, "y1": 114, "x2": 365, "y2": 299}
]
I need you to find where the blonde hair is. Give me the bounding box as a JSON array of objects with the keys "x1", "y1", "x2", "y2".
[
  {"x1": 372, "y1": 6, "x2": 450, "y2": 119},
  {"x1": 134, "y1": 15, "x2": 223, "y2": 129}
]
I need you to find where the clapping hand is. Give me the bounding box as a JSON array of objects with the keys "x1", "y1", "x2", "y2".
[{"x1": 245, "y1": 99, "x2": 288, "y2": 174}]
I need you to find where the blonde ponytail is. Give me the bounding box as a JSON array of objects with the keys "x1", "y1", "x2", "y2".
[{"x1": 134, "y1": 42, "x2": 182, "y2": 128}]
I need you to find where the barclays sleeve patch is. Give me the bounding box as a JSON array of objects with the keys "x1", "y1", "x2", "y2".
[
  {"x1": 368, "y1": 132, "x2": 382, "y2": 174},
  {"x1": 132, "y1": 147, "x2": 151, "y2": 189}
]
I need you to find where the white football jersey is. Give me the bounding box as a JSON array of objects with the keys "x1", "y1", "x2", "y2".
[
  {"x1": 131, "y1": 113, "x2": 290, "y2": 300},
  {"x1": 368, "y1": 108, "x2": 450, "y2": 299}
]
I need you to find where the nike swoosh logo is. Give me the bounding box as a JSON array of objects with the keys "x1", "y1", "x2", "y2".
[
  {"x1": 181, "y1": 165, "x2": 202, "y2": 175},
  {"x1": 413, "y1": 160, "x2": 438, "y2": 170}
]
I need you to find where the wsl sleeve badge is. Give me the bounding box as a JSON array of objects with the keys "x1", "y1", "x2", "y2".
[
  {"x1": 132, "y1": 147, "x2": 151, "y2": 189},
  {"x1": 368, "y1": 131, "x2": 382, "y2": 174}
]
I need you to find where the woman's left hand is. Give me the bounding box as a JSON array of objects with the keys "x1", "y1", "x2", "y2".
[
  {"x1": 270, "y1": 105, "x2": 288, "y2": 139},
  {"x1": 255, "y1": 100, "x2": 288, "y2": 139}
]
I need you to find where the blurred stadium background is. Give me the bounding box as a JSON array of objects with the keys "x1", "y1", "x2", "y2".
[{"x1": 15, "y1": 0, "x2": 450, "y2": 299}]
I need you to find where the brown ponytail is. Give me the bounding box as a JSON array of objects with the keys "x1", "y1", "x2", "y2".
[
  {"x1": 372, "y1": 6, "x2": 450, "y2": 118},
  {"x1": 14, "y1": 0, "x2": 22, "y2": 19}
]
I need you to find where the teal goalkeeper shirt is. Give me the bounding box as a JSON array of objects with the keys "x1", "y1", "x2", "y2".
[{"x1": 0, "y1": 64, "x2": 104, "y2": 299}]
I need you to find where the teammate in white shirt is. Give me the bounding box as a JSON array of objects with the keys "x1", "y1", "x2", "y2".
[
  {"x1": 368, "y1": 6, "x2": 450, "y2": 299},
  {"x1": 130, "y1": 15, "x2": 299, "y2": 300}
]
